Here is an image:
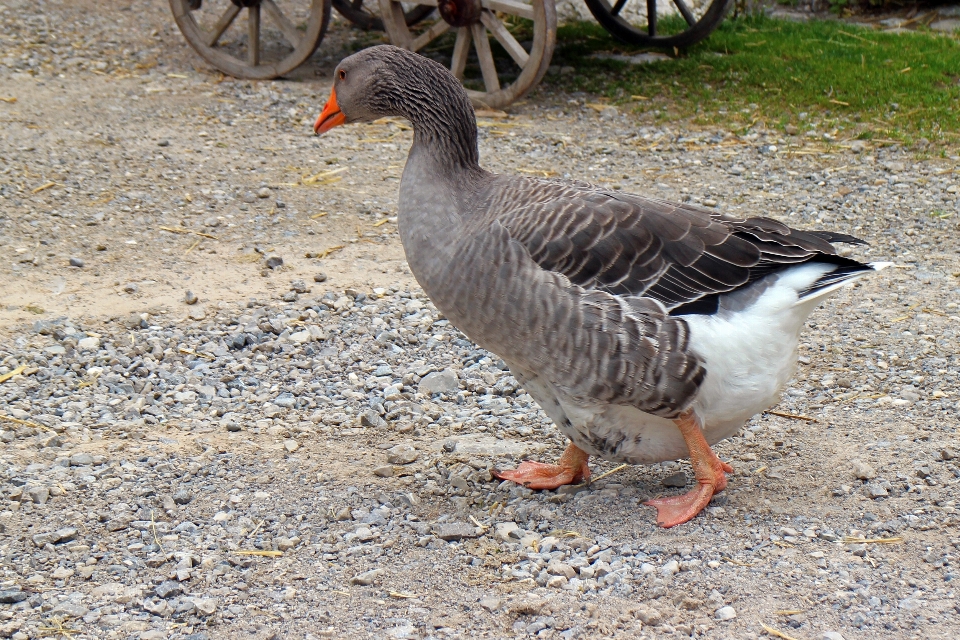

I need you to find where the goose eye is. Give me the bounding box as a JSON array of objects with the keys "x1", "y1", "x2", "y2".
[{"x1": 338, "y1": 70, "x2": 346, "y2": 80}]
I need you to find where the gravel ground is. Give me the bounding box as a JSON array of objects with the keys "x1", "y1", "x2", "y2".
[{"x1": 3, "y1": 1, "x2": 960, "y2": 639}]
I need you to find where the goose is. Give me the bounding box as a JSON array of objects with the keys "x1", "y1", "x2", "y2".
[{"x1": 315, "y1": 45, "x2": 883, "y2": 527}]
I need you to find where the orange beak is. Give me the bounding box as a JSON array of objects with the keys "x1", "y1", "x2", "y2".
[{"x1": 314, "y1": 87, "x2": 346, "y2": 135}]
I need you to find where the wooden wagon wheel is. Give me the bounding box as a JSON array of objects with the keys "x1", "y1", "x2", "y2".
[
  {"x1": 332, "y1": 0, "x2": 434, "y2": 31},
  {"x1": 583, "y1": 0, "x2": 730, "y2": 48},
  {"x1": 169, "y1": 0, "x2": 331, "y2": 79},
  {"x1": 378, "y1": 0, "x2": 556, "y2": 109}
]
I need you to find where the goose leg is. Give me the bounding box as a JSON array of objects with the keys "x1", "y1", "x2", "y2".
[
  {"x1": 492, "y1": 443, "x2": 590, "y2": 490},
  {"x1": 644, "y1": 411, "x2": 734, "y2": 528}
]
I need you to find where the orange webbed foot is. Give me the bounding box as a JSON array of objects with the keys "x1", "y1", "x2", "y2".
[
  {"x1": 492, "y1": 443, "x2": 590, "y2": 490},
  {"x1": 644, "y1": 412, "x2": 734, "y2": 528}
]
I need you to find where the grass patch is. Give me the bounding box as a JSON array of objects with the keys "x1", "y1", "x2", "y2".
[{"x1": 545, "y1": 15, "x2": 960, "y2": 145}]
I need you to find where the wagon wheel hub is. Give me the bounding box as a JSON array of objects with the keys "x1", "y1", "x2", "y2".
[
  {"x1": 438, "y1": 0, "x2": 482, "y2": 27},
  {"x1": 230, "y1": 0, "x2": 262, "y2": 8}
]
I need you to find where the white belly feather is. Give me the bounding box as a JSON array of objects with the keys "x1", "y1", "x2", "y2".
[{"x1": 514, "y1": 263, "x2": 865, "y2": 465}]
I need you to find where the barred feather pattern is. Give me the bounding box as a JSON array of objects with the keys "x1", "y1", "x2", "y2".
[
  {"x1": 484, "y1": 175, "x2": 862, "y2": 311},
  {"x1": 410, "y1": 219, "x2": 705, "y2": 418}
]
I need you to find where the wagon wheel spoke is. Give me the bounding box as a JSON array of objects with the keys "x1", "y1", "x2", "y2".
[
  {"x1": 479, "y1": 12, "x2": 528, "y2": 68},
  {"x1": 248, "y1": 5, "x2": 261, "y2": 66},
  {"x1": 583, "y1": 0, "x2": 729, "y2": 47},
  {"x1": 410, "y1": 19, "x2": 451, "y2": 51},
  {"x1": 450, "y1": 27, "x2": 472, "y2": 80},
  {"x1": 206, "y1": 4, "x2": 241, "y2": 47},
  {"x1": 480, "y1": 0, "x2": 533, "y2": 19},
  {"x1": 171, "y1": 0, "x2": 331, "y2": 80},
  {"x1": 379, "y1": 0, "x2": 554, "y2": 108},
  {"x1": 262, "y1": 0, "x2": 303, "y2": 48},
  {"x1": 672, "y1": 0, "x2": 697, "y2": 26},
  {"x1": 470, "y1": 23, "x2": 500, "y2": 94}
]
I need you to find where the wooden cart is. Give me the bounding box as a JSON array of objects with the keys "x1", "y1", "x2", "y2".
[{"x1": 169, "y1": 0, "x2": 730, "y2": 107}]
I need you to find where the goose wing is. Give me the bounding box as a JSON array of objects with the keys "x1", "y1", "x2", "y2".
[{"x1": 490, "y1": 176, "x2": 859, "y2": 313}]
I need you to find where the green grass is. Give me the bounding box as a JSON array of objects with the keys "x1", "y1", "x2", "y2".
[{"x1": 544, "y1": 15, "x2": 960, "y2": 146}]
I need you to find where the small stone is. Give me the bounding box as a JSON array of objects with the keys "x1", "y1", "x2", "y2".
[
  {"x1": 661, "y1": 471, "x2": 687, "y2": 487},
  {"x1": 851, "y1": 460, "x2": 877, "y2": 480},
  {"x1": 715, "y1": 606, "x2": 737, "y2": 621},
  {"x1": 418, "y1": 369, "x2": 459, "y2": 395},
  {"x1": 203, "y1": 217, "x2": 220, "y2": 228},
  {"x1": 26, "y1": 486, "x2": 50, "y2": 504},
  {"x1": 123, "y1": 282, "x2": 138, "y2": 294},
  {"x1": 157, "y1": 140, "x2": 170, "y2": 147},
  {"x1": 546, "y1": 561, "x2": 576, "y2": 579},
  {"x1": 77, "y1": 336, "x2": 100, "y2": 351},
  {"x1": 277, "y1": 536, "x2": 301, "y2": 551},
  {"x1": 479, "y1": 597, "x2": 501, "y2": 612},
  {"x1": 785, "y1": 124, "x2": 798, "y2": 135},
  {"x1": 290, "y1": 279, "x2": 309, "y2": 294},
  {"x1": 155, "y1": 580, "x2": 183, "y2": 599},
  {"x1": 265, "y1": 256, "x2": 283, "y2": 269},
  {"x1": 433, "y1": 523, "x2": 478, "y2": 541},
  {"x1": 225, "y1": 423, "x2": 241, "y2": 432},
  {"x1": 822, "y1": 633, "x2": 846, "y2": 640},
  {"x1": 661, "y1": 560, "x2": 680, "y2": 576},
  {"x1": 313, "y1": 273, "x2": 328, "y2": 283},
  {"x1": 188, "y1": 307, "x2": 207, "y2": 321},
  {"x1": 373, "y1": 465, "x2": 394, "y2": 478},
  {"x1": 0, "y1": 590, "x2": 28, "y2": 604},
  {"x1": 257, "y1": 187, "x2": 271, "y2": 199},
  {"x1": 282, "y1": 291, "x2": 298, "y2": 302},
  {"x1": 283, "y1": 439, "x2": 300, "y2": 453},
  {"x1": 70, "y1": 453, "x2": 94, "y2": 466},
  {"x1": 69, "y1": 257, "x2": 84, "y2": 268},
  {"x1": 350, "y1": 568, "x2": 385, "y2": 586},
  {"x1": 193, "y1": 597, "x2": 217, "y2": 616},
  {"x1": 386, "y1": 444, "x2": 418, "y2": 465},
  {"x1": 173, "y1": 490, "x2": 193, "y2": 505},
  {"x1": 360, "y1": 409, "x2": 387, "y2": 429},
  {"x1": 941, "y1": 448, "x2": 957, "y2": 461},
  {"x1": 184, "y1": 290, "x2": 199, "y2": 305},
  {"x1": 702, "y1": 198, "x2": 718, "y2": 207},
  {"x1": 52, "y1": 567, "x2": 75, "y2": 580},
  {"x1": 864, "y1": 483, "x2": 889, "y2": 499},
  {"x1": 494, "y1": 522, "x2": 520, "y2": 542},
  {"x1": 546, "y1": 575, "x2": 568, "y2": 588},
  {"x1": 50, "y1": 601, "x2": 87, "y2": 618}
]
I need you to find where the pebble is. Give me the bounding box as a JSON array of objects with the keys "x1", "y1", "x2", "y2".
[
  {"x1": 265, "y1": 256, "x2": 284, "y2": 269},
  {"x1": 822, "y1": 633, "x2": 846, "y2": 640},
  {"x1": 660, "y1": 560, "x2": 680, "y2": 576},
  {"x1": 715, "y1": 606, "x2": 737, "y2": 621},
  {"x1": 418, "y1": 369, "x2": 459, "y2": 395},
  {"x1": 314, "y1": 273, "x2": 328, "y2": 283},
  {"x1": 154, "y1": 581, "x2": 183, "y2": 599},
  {"x1": 69, "y1": 257, "x2": 84, "y2": 267},
  {"x1": 350, "y1": 569, "x2": 385, "y2": 586},
  {"x1": 184, "y1": 290, "x2": 199, "y2": 305},
  {"x1": 386, "y1": 444, "x2": 418, "y2": 464},
  {"x1": 433, "y1": 523, "x2": 478, "y2": 541},
  {"x1": 851, "y1": 460, "x2": 877, "y2": 480},
  {"x1": 661, "y1": 471, "x2": 687, "y2": 487}
]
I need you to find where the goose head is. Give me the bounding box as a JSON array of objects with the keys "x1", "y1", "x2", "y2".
[{"x1": 314, "y1": 45, "x2": 481, "y2": 168}]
